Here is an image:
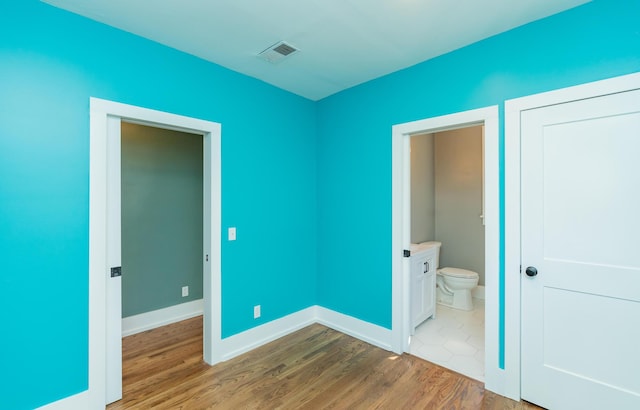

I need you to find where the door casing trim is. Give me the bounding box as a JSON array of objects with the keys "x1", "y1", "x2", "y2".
[
  {"x1": 89, "y1": 97, "x2": 222, "y2": 406},
  {"x1": 391, "y1": 105, "x2": 501, "y2": 394}
]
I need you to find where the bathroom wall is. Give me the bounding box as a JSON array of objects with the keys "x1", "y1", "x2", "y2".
[
  {"x1": 434, "y1": 126, "x2": 485, "y2": 285},
  {"x1": 410, "y1": 133, "x2": 435, "y2": 243},
  {"x1": 121, "y1": 122, "x2": 204, "y2": 318}
]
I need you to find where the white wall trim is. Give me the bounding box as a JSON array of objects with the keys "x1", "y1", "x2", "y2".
[
  {"x1": 39, "y1": 304, "x2": 394, "y2": 408},
  {"x1": 216, "y1": 306, "x2": 394, "y2": 362},
  {"x1": 392, "y1": 106, "x2": 501, "y2": 395},
  {"x1": 122, "y1": 299, "x2": 204, "y2": 337},
  {"x1": 218, "y1": 307, "x2": 316, "y2": 361},
  {"x1": 315, "y1": 306, "x2": 393, "y2": 351},
  {"x1": 36, "y1": 391, "x2": 91, "y2": 410},
  {"x1": 504, "y1": 70, "x2": 640, "y2": 402},
  {"x1": 89, "y1": 97, "x2": 222, "y2": 407}
]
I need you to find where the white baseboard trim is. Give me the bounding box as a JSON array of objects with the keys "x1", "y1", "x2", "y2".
[
  {"x1": 315, "y1": 306, "x2": 393, "y2": 351},
  {"x1": 39, "y1": 305, "x2": 395, "y2": 409},
  {"x1": 218, "y1": 306, "x2": 316, "y2": 361},
  {"x1": 37, "y1": 391, "x2": 92, "y2": 410},
  {"x1": 122, "y1": 299, "x2": 204, "y2": 337},
  {"x1": 472, "y1": 285, "x2": 485, "y2": 300},
  {"x1": 217, "y1": 305, "x2": 394, "y2": 362}
]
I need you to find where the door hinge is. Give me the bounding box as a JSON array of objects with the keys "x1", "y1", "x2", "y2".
[
  {"x1": 206, "y1": 254, "x2": 209, "y2": 262},
  {"x1": 403, "y1": 249, "x2": 411, "y2": 258},
  {"x1": 110, "y1": 266, "x2": 122, "y2": 278}
]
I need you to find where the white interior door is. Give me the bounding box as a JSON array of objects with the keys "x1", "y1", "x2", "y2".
[
  {"x1": 521, "y1": 88, "x2": 640, "y2": 409},
  {"x1": 106, "y1": 115, "x2": 123, "y2": 404}
]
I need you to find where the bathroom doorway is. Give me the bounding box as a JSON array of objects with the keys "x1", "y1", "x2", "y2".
[
  {"x1": 408, "y1": 125, "x2": 485, "y2": 381},
  {"x1": 391, "y1": 105, "x2": 501, "y2": 391}
]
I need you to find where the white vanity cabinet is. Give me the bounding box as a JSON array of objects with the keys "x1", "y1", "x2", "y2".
[{"x1": 410, "y1": 243, "x2": 438, "y2": 334}]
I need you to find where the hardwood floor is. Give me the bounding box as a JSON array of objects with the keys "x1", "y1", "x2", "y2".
[{"x1": 108, "y1": 317, "x2": 541, "y2": 409}]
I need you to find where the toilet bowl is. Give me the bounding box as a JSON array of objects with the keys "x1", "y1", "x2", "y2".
[{"x1": 436, "y1": 267, "x2": 479, "y2": 311}]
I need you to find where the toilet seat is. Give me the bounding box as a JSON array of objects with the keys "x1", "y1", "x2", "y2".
[{"x1": 438, "y1": 267, "x2": 479, "y2": 279}]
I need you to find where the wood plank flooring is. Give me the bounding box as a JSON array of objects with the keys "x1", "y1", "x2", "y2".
[{"x1": 107, "y1": 316, "x2": 541, "y2": 409}]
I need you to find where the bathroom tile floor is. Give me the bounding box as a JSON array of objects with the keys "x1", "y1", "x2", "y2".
[{"x1": 409, "y1": 298, "x2": 485, "y2": 382}]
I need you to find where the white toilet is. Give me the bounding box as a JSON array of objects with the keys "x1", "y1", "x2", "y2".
[{"x1": 436, "y1": 267, "x2": 479, "y2": 311}]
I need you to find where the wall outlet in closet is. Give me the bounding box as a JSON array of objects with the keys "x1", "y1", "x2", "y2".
[{"x1": 254, "y1": 305, "x2": 261, "y2": 319}]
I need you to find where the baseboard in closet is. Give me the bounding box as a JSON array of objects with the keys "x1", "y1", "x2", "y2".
[{"x1": 122, "y1": 299, "x2": 204, "y2": 337}]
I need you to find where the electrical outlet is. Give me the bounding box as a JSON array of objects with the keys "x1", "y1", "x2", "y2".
[
  {"x1": 254, "y1": 305, "x2": 261, "y2": 319},
  {"x1": 182, "y1": 286, "x2": 189, "y2": 297},
  {"x1": 228, "y1": 227, "x2": 236, "y2": 241}
]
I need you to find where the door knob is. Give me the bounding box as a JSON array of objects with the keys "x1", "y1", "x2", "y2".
[{"x1": 525, "y1": 266, "x2": 538, "y2": 277}]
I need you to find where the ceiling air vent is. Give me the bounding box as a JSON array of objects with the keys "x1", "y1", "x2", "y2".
[{"x1": 258, "y1": 41, "x2": 299, "y2": 64}]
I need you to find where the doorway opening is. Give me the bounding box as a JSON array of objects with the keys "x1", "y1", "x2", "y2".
[
  {"x1": 391, "y1": 105, "x2": 501, "y2": 391},
  {"x1": 118, "y1": 122, "x2": 205, "y2": 399},
  {"x1": 408, "y1": 125, "x2": 486, "y2": 380},
  {"x1": 120, "y1": 122, "x2": 204, "y2": 330},
  {"x1": 89, "y1": 98, "x2": 221, "y2": 407}
]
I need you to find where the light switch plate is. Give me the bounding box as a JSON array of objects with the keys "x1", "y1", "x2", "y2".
[{"x1": 228, "y1": 227, "x2": 236, "y2": 241}]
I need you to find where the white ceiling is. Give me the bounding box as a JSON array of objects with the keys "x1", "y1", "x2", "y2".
[{"x1": 43, "y1": 0, "x2": 589, "y2": 101}]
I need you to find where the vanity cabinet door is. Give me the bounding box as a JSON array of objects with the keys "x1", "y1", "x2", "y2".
[
  {"x1": 423, "y1": 258, "x2": 436, "y2": 320},
  {"x1": 410, "y1": 255, "x2": 425, "y2": 334},
  {"x1": 411, "y1": 253, "x2": 436, "y2": 333}
]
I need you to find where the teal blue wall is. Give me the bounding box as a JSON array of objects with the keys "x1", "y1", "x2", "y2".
[
  {"x1": 121, "y1": 123, "x2": 204, "y2": 318},
  {"x1": 316, "y1": 0, "x2": 639, "y2": 358},
  {"x1": 1, "y1": 0, "x2": 639, "y2": 408},
  {"x1": 0, "y1": 2, "x2": 316, "y2": 409}
]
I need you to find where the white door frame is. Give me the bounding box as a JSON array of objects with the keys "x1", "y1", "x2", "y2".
[
  {"x1": 88, "y1": 98, "x2": 222, "y2": 407},
  {"x1": 504, "y1": 71, "x2": 640, "y2": 401},
  {"x1": 391, "y1": 106, "x2": 501, "y2": 392}
]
